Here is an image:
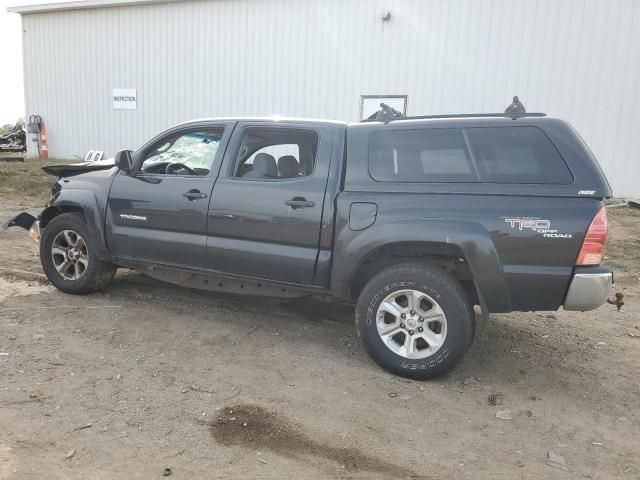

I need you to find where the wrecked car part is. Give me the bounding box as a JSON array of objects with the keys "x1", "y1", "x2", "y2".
[
  {"x1": 29, "y1": 221, "x2": 41, "y2": 241},
  {"x1": 0, "y1": 121, "x2": 27, "y2": 153},
  {"x1": 2, "y1": 212, "x2": 36, "y2": 231},
  {"x1": 42, "y1": 158, "x2": 115, "y2": 177}
]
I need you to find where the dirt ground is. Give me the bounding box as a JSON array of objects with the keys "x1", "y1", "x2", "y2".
[{"x1": 1, "y1": 196, "x2": 639, "y2": 480}]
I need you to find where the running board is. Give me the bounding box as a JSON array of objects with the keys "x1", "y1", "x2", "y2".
[{"x1": 140, "y1": 265, "x2": 309, "y2": 298}]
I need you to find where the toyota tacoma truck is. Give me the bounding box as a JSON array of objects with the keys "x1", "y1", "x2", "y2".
[{"x1": 3, "y1": 109, "x2": 613, "y2": 379}]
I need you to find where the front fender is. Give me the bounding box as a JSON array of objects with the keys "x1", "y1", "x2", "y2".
[
  {"x1": 42, "y1": 189, "x2": 112, "y2": 261},
  {"x1": 331, "y1": 218, "x2": 511, "y2": 312}
]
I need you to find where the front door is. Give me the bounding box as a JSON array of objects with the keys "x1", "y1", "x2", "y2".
[
  {"x1": 106, "y1": 123, "x2": 232, "y2": 267},
  {"x1": 206, "y1": 123, "x2": 333, "y2": 284}
]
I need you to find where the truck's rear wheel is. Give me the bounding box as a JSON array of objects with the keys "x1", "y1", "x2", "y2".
[
  {"x1": 355, "y1": 263, "x2": 474, "y2": 379},
  {"x1": 40, "y1": 212, "x2": 116, "y2": 294}
]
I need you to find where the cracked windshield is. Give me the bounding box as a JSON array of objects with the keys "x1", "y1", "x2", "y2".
[{"x1": 145, "y1": 131, "x2": 221, "y2": 173}]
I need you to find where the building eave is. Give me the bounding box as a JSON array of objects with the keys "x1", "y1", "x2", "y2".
[{"x1": 8, "y1": 0, "x2": 182, "y2": 15}]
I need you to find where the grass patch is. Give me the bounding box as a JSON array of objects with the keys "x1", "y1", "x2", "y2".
[{"x1": 0, "y1": 158, "x2": 75, "y2": 204}]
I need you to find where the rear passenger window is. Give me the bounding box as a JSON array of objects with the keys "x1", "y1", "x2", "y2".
[
  {"x1": 368, "y1": 125, "x2": 573, "y2": 184},
  {"x1": 369, "y1": 129, "x2": 477, "y2": 182},
  {"x1": 466, "y1": 126, "x2": 573, "y2": 184},
  {"x1": 232, "y1": 128, "x2": 318, "y2": 180}
]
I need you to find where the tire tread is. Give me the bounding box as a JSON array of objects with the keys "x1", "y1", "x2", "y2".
[{"x1": 355, "y1": 262, "x2": 474, "y2": 379}]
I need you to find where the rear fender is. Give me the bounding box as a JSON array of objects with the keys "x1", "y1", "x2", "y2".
[{"x1": 332, "y1": 219, "x2": 511, "y2": 312}]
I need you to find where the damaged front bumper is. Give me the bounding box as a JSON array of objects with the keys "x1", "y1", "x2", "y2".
[{"x1": 2, "y1": 212, "x2": 40, "y2": 241}]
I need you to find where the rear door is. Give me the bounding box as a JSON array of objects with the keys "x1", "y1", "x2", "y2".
[
  {"x1": 106, "y1": 122, "x2": 233, "y2": 267},
  {"x1": 205, "y1": 122, "x2": 333, "y2": 284}
]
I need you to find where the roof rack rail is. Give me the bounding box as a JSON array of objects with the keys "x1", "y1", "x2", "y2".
[
  {"x1": 360, "y1": 112, "x2": 547, "y2": 123},
  {"x1": 361, "y1": 96, "x2": 546, "y2": 123}
]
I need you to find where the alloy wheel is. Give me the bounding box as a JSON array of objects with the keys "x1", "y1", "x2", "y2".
[
  {"x1": 51, "y1": 229, "x2": 89, "y2": 280},
  {"x1": 376, "y1": 289, "x2": 448, "y2": 359}
]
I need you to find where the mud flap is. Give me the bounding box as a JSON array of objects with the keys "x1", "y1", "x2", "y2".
[{"x1": 2, "y1": 212, "x2": 36, "y2": 231}]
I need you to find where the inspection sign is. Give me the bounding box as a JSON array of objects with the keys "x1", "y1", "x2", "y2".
[{"x1": 113, "y1": 89, "x2": 137, "y2": 110}]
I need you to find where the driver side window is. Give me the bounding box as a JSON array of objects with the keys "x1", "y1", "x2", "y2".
[{"x1": 140, "y1": 128, "x2": 224, "y2": 176}]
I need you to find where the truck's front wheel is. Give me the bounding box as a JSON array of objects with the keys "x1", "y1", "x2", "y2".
[
  {"x1": 355, "y1": 263, "x2": 475, "y2": 380},
  {"x1": 40, "y1": 212, "x2": 116, "y2": 294}
]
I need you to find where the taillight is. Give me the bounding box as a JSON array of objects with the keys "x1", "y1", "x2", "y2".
[{"x1": 576, "y1": 207, "x2": 608, "y2": 266}]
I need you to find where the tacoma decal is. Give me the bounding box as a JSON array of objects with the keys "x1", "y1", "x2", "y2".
[{"x1": 119, "y1": 214, "x2": 147, "y2": 222}]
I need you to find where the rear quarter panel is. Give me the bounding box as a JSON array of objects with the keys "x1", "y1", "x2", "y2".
[{"x1": 333, "y1": 192, "x2": 601, "y2": 311}]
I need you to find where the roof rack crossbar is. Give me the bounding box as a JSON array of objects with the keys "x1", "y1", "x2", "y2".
[
  {"x1": 360, "y1": 96, "x2": 544, "y2": 123},
  {"x1": 360, "y1": 112, "x2": 546, "y2": 123}
]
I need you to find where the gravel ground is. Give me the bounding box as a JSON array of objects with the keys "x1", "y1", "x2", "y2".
[{"x1": 1, "y1": 198, "x2": 639, "y2": 479}]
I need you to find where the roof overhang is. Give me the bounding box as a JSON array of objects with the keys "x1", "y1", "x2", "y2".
[{"x1": 8, "y1": 0, "x2": 181, "y2": 14}]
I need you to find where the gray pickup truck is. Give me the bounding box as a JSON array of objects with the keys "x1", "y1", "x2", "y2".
[{"x1": 4, "y1": 109, "x2": 612, "y2": 379}]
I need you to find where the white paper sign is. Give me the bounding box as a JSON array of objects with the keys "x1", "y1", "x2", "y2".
[{"x1": 113, "y1": 89, "x2": 137, "y2": 110}]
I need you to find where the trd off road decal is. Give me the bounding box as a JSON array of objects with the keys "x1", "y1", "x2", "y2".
[{"x1": 504, "y1": 217, "x2": 572, "y2": 239}]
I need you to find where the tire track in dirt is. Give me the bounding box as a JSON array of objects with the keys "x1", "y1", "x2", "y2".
[{"x1": 212, "y1": 404, "x2": 427, "y2": 479}]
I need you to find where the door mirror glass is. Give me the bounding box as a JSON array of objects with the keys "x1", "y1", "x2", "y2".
[{"x1": 114, "y1": 150, "x2": 134, "y2": 173}]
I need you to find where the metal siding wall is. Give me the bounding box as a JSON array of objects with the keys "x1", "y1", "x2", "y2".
[{"x1": 21, "y1": 0, "x2": 640, "y2": 196}]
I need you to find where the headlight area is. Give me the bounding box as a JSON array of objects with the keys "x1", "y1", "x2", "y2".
[{"x1": 29, "y1": 221, "x2": 41, "y2": 242}]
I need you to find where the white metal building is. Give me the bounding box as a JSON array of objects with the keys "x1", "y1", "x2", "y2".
[{"x1": 9, "y1": 0, "x2": 640, "y2": 197}]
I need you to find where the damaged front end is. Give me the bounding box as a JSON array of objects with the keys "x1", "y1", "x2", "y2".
[
  {"x1": 3, "y1": 165, "x2": 59, "y2": 241},
  {"x1": 1, "y1": 159, "x2": 108, "y2": 240},
  {"x1": 0, "y1": 159, "x2": 115, "y2": 241},
  {"x1": 2, "y1": 212, "x2": 41, "y2": 241}
]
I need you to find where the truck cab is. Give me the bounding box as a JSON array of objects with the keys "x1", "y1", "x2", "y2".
[{"x1": 105, "y1": 119, "x2": 345, "y2": 286}]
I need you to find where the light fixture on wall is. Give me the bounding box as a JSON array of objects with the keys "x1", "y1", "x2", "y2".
[{"x1": 380, "y1": 9, "x2": 391, "y2": 22}]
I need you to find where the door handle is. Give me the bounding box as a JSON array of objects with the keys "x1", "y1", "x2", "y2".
[
  {"x1": 285, "y1": 197, "x2": 315, "y2": 209},
  {"x1": 183, "y1": 189, "x2": 208, "y2": 200}
]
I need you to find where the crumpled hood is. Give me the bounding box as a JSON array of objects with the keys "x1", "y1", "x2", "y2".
[{"x1": 42, "y1": 158, "x2": 116, "y2": 177}]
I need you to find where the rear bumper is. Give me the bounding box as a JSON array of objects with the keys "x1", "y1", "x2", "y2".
[{"x1": 563, "y1": 268, "x2": 612, "y2": 311}]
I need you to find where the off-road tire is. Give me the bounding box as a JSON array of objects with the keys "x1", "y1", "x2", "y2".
[
  {"x1": 40, "y1": 212, "x2": 116, "y2": 294},
  {"x1": 355, "y1": 263, "x2": 475, "y2": 380}
]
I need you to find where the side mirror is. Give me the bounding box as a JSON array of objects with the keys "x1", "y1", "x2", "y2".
[{"x1": 114, "y1": 150, "x2": 134, "y2": 173}]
